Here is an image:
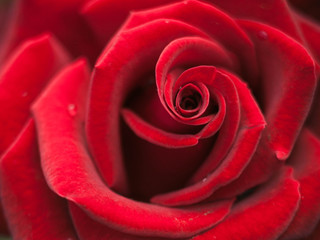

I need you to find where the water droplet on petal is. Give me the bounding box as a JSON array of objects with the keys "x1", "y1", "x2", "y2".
[
  {"x1": 202, "y1": 177, "x2": 207, "y2": 183},
  {"x1": 165, "y1": 20, "x2": 170, "y2": 24},
  {"x1": 257, "y1": 30, "x2": 268, "y2": 40},
  {"x1": 68, "y1": 104, "x2": 77, "y2": 117},
  {"x1": 22, "y1": 92, "x2": 28, "y2": 97}
]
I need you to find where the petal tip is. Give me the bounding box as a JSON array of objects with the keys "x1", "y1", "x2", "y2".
[{"x1": 275, "y1": 150, "x2": 289, "y2": 161}]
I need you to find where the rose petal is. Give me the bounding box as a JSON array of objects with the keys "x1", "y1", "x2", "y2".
[
  {"x1": 156, "y1": 36, "x2": 237, "y2": 118},
  {"x1": 0, "y1": 0, "x2": 99, "y2": 63},
  {"x1": 126, "y1": 0, "x2": 258, "y2": 85},
  {"x1": 86, "y1": 19, "x2": 208, "y2": 193},
  {"x1": 122, "y1": 108, "x2": 198, "y2": 148},
  {"x1": 240, "y1": 20, "x2": 317, "y2": 160},
  {"x1": 174, "y1": 82, "x2": 210, "y2": 120},
  {"x1": 69, "y1": 203, "x2": 169, "y2": 240},
  {"x1": 81, "y1": 0, "x2": 176, "y2": 44},
  {"x1": 280, "y1": 129, "x2": 320, "y2": 239},
  {"x1": 0, "y1": 33, "x2": 70, "y2": 156},
  {"x1": 151, "y1": 124, "x2": 264, "y2": 207},
  {"x1": 0, "y1": 120, "x2": 78, "y2": 240},
  {"x1": 190, "y1": 71, "x2": 266, "y2": 184},
  {"x1": 32, "y1": 58, "x2": 234, "y2": 238},
  {"x1": 193, "y1": 167, "x2": 300, "y2": 240},
  {"x1": 296, "y1": 14, "x2": 320, "y2": 62},
  {"x1": 208, "y1": 0, "x2": 303, "y2": 41},
  {"x1": 151, "y1": 71, "x2": 265, "y2": 206}
]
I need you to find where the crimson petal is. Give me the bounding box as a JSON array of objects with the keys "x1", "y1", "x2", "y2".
[
  {"x1": 32, "y1": 59, "x2": 233, "y2": 238},
  {"x1": 151, "y1": 72, "x2": 265, "y2": 206},
  {"x1": 122, "y1": 109, "x2": 198, "y2": 148},
  {"x1": 126, "y1": 0, "x2": 258, "y2": 85},
  {"x1": 81, "y1": 0, "x2": 176, "y2": 44},
  {"x1": 281, "y1": 129, "x2": 320, "y2": 239},
  {"x1": 208, "y1": 0, "x2": 303, "y2": 41},
  {"x1": 0, "y1": 33, "x2": 70, "y2": 156},
  {"x1": 86, "y1": 19, "x2": 208, "y2": 193},
  {"x1": 296, "y1": 14, "x2": 320, "y2": 62},
  {"x1": 69, "y1": 203, "x2": 170, "y2": 240},
  {"x1": 0, "y1": 120, "x2": 78, "y2": 239},
  {"x1": 193, "y1": 167, "x2": 300, "y2": 240},
  {"x1": 0, "y1": 0, "x2": 99, "y2": 63},
  {"x1": 240, "y1": 20, "x2": 317, "y2": 160}
]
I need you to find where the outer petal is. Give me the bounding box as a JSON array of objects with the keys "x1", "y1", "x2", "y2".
[
  {"x1": 81, "y1": 0, "x2": 177, "y2": 44},
  {"x1": 0, "y1": 120, "x2": 78, "y2": 240},
  {"x1": 281, "y1": 129, "x2": 320, "y2": 239},
  {"x1": 0, "y1": 0, "x2": 99, "y2": 63},
  {"x1": 124, "y1": 0, "x2": 258, "y2": 85},
  {"x1": 296, "y1": 15, "x2": 320, "y2": 62},
  {"x1": 0, "y1": 33, "x2": 70, "y2": 157},
  {"x1": 32, "y1": 59, "x2": 233, "y2": 238},
  {"x1": 208, "y1": 0, "x2": 303, "y2": 41},
  {"x1": 193, "y1": 167, "x2": 300, "y2": 240},
  {"x1": 69, "y1": 203, "x2": 170, "y2": 240},
  {"x1": 240, "y1": 20, "x2": 317, "y2": 161}
]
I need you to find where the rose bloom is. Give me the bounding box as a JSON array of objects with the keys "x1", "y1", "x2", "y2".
[{"x1": 0, "y1": 0, "x2": 320, "y2": 239}]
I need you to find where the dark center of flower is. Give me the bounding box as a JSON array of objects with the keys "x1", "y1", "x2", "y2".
[
  {"x1": 180, "y1": 93, "x2": 201, "y2": 110},
  {"x1": 175, "y1": 83, "x2": 203, "y2": 117}
]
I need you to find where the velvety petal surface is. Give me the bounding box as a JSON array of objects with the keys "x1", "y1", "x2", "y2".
[
  {"x1": 241, "y1": 20, "x2": 317, "y2": 160},
  {"x1": 0, "y1": 0, "x2": 99, "y2": 63},
  {"x1": 193, "y1": 167, "x2": 300, "y2": 240},
  {"x1": 86, "y1": 19, "x2": 208, "y2": 194},
  {"x1": 82, "y1": 0, "x2": 177, "y2": 44},
  {"x1": 0, "y1": 120, "x2": 78, "y2": 240},
  {"x1": 213, "y1": 20, "x2": 317, "y2": 199},
  {"x1": 281, "y1": 129, "x2": 320, "y2": 239},
  {"x1": 0, "y1": 33, "x2": 70, "y2": 156},
  {"x1": 151, "y1": 72, "x2": 265, "y2": 206},
  {"x1": 32, "y1": 59, "x2": 233, "y2": 238},
  {"x1": 69, "y1": 203, "x2": 171, "y2": 240},
  {"x1": 208, "y1": 0, "x2": 303, "y2": 41}
]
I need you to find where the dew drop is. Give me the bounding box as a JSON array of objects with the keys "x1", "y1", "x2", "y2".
[
  {"x1": 68, "y1": 104, "x2": 77, "y2": 117},
  {"x1": 21, "y1": 92, "x2": 28, "y2": 97},
  {"x1": 257, "y1": 30, "x2": 268, "y2": 40},
  {"x1": 202, "y1": 177, "x2": 207, "y2": 183}
]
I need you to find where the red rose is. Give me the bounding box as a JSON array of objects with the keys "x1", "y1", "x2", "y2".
[{"x1": 0, "y1": 0, "x2": 320, "y2": 239}]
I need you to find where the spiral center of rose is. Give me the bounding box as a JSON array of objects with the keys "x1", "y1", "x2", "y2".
[
  {"x1": 180, "y1": 93, "x2": 201, "y2": 110},
  {"x1": 175, "y1": 83, "x2": 203, "y2": 117}
]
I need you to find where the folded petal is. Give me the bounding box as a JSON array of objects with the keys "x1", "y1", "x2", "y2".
[
  {"x1": 193, "y1": 167, "x2": 300, "y2": 240},
  {"x1": 69, "y1": 203, "x2": 170, "y2": 240},
  {"x1": 0, "y1": 120, "x2": 78, "y2": 240},
  {"x1": 209, "y1": 0, "x2": 303, "y2": 41},
  {"x1": 87, "y1": 19, "x2": 208, "y2": 193},
  {"x1": 281, "y1": 129, "x2": 320, "y2": 239},
  {"x1": 0, "y1": 0, "x2": 99, "y2": 63},
  {"x1": 32, "y1": 58, "x2": 233, "y2": 238},
  {"x1": 0, "y1": 33, "x2": 70, "y2": 157},
  {"x1": 81, "y1": 0, "x2": 176, "y2": 44},
  {"x1": 240, "y1": 20, "x2": 317, "y2": 160},
  {"x1": 122, "y1": 109, "x2": 198, "y2": 148}
]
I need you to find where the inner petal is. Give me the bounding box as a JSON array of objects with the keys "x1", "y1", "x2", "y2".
[{"x1": 175, "y1": 83, "x2": 203, "y2": 117}]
